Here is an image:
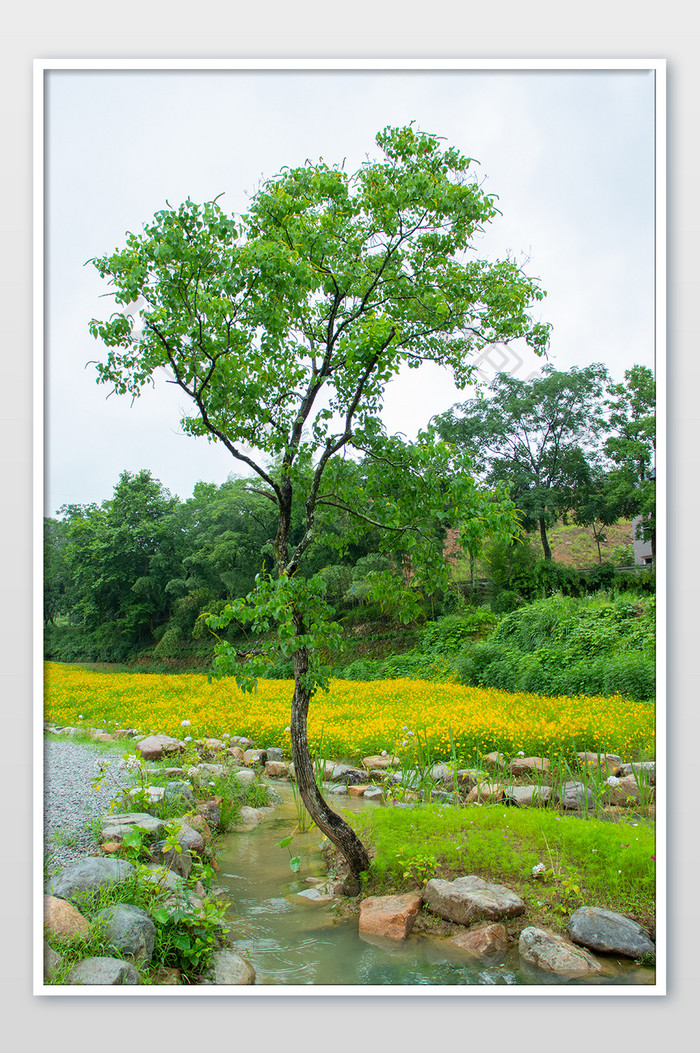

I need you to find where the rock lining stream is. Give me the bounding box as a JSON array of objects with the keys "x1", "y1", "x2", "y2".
[{"x1": 43, "y1": 728, "x2": 656, "y2": 987}]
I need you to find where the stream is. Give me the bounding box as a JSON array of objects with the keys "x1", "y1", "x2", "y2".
[{"x1": 216, "y1": 786, "x2": 655, "y2": 988}]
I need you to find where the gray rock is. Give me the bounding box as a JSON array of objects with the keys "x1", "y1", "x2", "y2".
[
  {"x1": 100, "y1": 812, "x2": 165, "y2": 841},
  {"x1": 163, "y1": 781, "x2": 196, "y2": 808},
  {"x1": 518, "y1": 926, "x2": 602, "y2": 977},
  {"x1": 94, "y1": 903, "x2": 156, "y2": 964},
  {"x1": 567, "y1": 906, "x2": 655, "y2": 959},
  {"x1": 363, "y1": 786, "x2": 384, "y2": 801},
  {"x1": 504, "y1": 784, "x2": 552, "y2": 807},
  {"x1": 430, "y1": 763, "x2": 453, "y2": 785},
  {"x1": 141, "y1": 864, "x2": 185, "y2": 892},
  {"x1": 149, "y1": 840, "x2": 192, "y2": 879},
  {"x1": 617, "y1": 761, "x2": 656, "y2": 784},
  {"x1": 66, "y1": 956, "x2": 141, "y2": 985},
  {"x1": 44, "y1": 941, "x2": 62, "y2": 981},
  {"x1": 208, "y1": 949, "x2": 256, "y2": 985},
  {"x1": 47, "y1": 857, "x2": 137, "y2": 906},
  {"x1": 265, "y1": 747, "x2": 284, "y2": 761},
  {"x1": 559, "y1": 780, "x2": 595, "y2": 810},
  {"x1": 422, "y1": 876, "x2": 525, "y2": 925},
  {"x1": 170, "y1": 819, "x2": 206, "y2": 854},
  {"x1": 330, "y1": 764, "x2": 368, "y2": 785},
  {"x1": 231, "y1": 768, "x2": 257, "y2": 789}
]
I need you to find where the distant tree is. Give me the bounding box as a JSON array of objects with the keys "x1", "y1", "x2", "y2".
[
  {"x1": 436, "y1": 364, "x2": 610, "y2": 560},
  {"x1": 44, "y1": 517, "x2": 71, "y2": 625},
  {"x1": 88, "y1": 124, "x2": 549, "y2": 884},
  {"x1": 58, "y1": 470, "x2": 182, "y2": 651},
  {"x1": 604, "y1": 365, "x2": 656, "y2": 560}
]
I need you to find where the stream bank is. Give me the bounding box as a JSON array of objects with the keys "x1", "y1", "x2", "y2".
[{"x1": 42, "y1": 724, "x2": 656, "y2": 987}]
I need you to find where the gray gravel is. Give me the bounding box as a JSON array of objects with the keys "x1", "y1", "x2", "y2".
[{"x1": 44, "y1": 739, "x2": 137, "y2": 873}]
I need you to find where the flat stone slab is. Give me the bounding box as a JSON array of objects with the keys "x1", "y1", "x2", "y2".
[
  {"x1": 519, "y1": 927, "x2": 602, "y2": 978},
  {"x1": 422, "y1": 876, "x2": 525, "y2": 926},
  {"x1": 100, "y1": 813, "x2": 165, "y2": 841},
  {"x1": 567, "y1": 906, "x2": 655, "y2": 959},
  {"x1": 65, "y1": 956, "x2": 141, "y2": 985},
  {"x1": 359, "y1": 893, "x2": 422, "y2": 941}
]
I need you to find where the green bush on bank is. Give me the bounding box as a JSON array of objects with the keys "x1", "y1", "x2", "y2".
[{"x1": 456, "y1": 594, "x2": 655, "y2": 702}]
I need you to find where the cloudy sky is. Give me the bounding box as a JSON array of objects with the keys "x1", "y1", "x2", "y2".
[{"x1": 43, "y1": 62, "x2": 658, "y2": 515}]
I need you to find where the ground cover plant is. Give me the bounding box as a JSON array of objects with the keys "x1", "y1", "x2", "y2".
[
  {"x1": 354, "y1": 803, "x2": 655, "y2": 932},
  {"x1": 45, "y1": 662, "x2": 655, "y2": 764}
]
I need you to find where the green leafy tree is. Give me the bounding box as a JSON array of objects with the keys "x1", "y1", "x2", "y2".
[
  {"x1": 604, "y1": 365, "x2": 656, "y2": 560},
  {"x1": 88, "y1": 124, "x2": 549, "y2": 882},
  {"x1": 436, "y1": 364, "x2": 610, "y2": 560},
  {"x1": 44, "y1": 517, "x2": 72, "y2": 625},
  {"x1": 58, "y1": 470, "x2": 182, "y2": 653}
]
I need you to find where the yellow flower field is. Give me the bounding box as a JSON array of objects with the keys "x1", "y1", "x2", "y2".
[{"x1": 44, "y1": 662, "x2": 655, "y2": 763}]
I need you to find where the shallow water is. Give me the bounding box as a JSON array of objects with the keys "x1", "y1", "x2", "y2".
[{"x1": 217, "y1": 788, "x2": 655, "y2": 988}]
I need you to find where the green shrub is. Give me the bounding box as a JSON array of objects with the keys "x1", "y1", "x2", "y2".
[{"x1": 456, "y1": 594, "x2": 655, "y2": 702}]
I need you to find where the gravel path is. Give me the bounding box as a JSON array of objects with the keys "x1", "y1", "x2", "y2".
[{"x1": 44, "y1": 739, "x2": 137, "y2": 872}]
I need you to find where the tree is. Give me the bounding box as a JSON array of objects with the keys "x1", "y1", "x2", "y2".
[
  {"x1": 603, "y1": 365, "x2": 656, "y2": 560},
  {"x1": 436, "y1": 364, "x2": 610, "y2": 560},
  {"x1": 58, "y1": 471, "x2": 182, "y2": 653},
  {"x1": 88, "y1": 124, "x2": 549, "y2": 884}
]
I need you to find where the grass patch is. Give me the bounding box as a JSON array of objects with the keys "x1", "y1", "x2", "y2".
[{"x1": 355, "y1": 802, "x2": 655, "y2": 931}]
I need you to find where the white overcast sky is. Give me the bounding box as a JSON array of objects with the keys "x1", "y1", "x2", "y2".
[{"x1": 43, "y1": 63, "x2": 658, "y2": 515}]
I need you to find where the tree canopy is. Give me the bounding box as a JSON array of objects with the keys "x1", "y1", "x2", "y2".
[
  {"x1": 88, "y1": 124, "x2": 550, "y2": 882},
  {"x1": 435, "y1": 364, "x2": 610, "y2": 560}
]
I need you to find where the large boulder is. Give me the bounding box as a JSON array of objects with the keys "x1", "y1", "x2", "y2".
[
  {"x1": 66, "y1": 956, "x2": 141, "y2": 985},
  {"x1": 567, "y1": 906, "x2": 655, "y2": 959},
  {"x1": 359, "y1": 893, "x2": 422, "y2": 941},
  {"x1": 422, "y1": 876, "x2": 525, "y2": 926},
  {"x1": 93, "y1": 903, "x2": 156, "y2": 964},
  {"x1": 43, "y1": 895, "x2": 91, "y2": 941},
  {"x1": 135, "y1": 734, "x2": 186, "y2": 761},
  {"x1": 46, "y1": 857, "x2": 137, "y2": 906},
  {"x1": 518, "y1": 927, "x2": 602, "y2": 978}
]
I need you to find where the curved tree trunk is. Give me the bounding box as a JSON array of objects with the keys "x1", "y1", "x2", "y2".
[{"x1": 290, "y1": 632, "x2": 370, "y2": 891}]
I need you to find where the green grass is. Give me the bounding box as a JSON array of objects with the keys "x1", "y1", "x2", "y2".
[{"x1": 354, "y1": 802, "x2": 655, "y2": 930}]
